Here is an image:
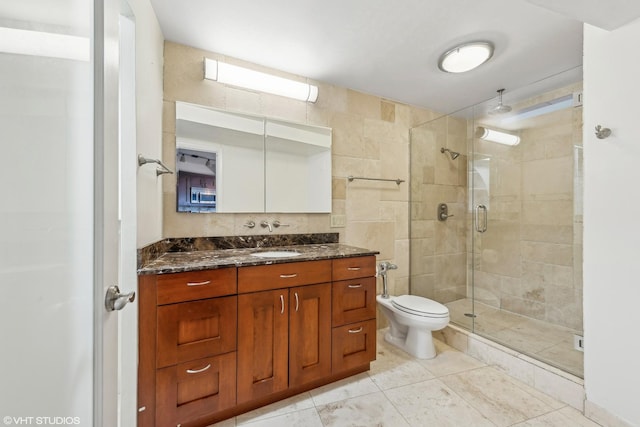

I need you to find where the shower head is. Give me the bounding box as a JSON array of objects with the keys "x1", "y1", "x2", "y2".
[
  {"x1": 488, "y1": 88, "x2": 512, "y2": 115},
  {"x1": 440, "y1": 147, "x2": 460, "y2": 160}
]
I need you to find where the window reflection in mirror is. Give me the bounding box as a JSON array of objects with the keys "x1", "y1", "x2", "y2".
[{"x1": 176, "y1": 149, "x2": 217, "y2": 212}]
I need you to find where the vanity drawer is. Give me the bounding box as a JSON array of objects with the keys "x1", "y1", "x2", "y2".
[
  {"x1": 332, "y1": 277, "x2": 376, "y2": 326},
  {"x1": 331, "y1": 319, "x2": 377, "y2": 373},
  {"x1": 157, "y1": 296, "x2": 237, "y2": 368},
  {"x1": 156, "y1": 268, "x2": 237, "y2": 305},
  {"x1": 238, "y1": 260, "x2": 332, "y2": 293},
  {"x1": 156, "y1": 352, "x2": 236, "y2": 427},
  {"x1": 332, "y1": 256, "x2": 376, "y2": 281}
]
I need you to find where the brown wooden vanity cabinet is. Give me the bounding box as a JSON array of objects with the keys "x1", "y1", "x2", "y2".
[
  {"x1": 331, "y1": 257, "x2": 377, "y2": 373},
  {"x1": 139, "y1": 255, "x2": 377, "y2": 427},
  {"x1": 138, "y1": 267, "x2": 238, "y2": 427},
  {"x1": 236, "y1": 260, "x2": 332, "y2": 404}
]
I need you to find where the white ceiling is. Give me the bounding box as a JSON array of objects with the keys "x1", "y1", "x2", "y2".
[{"x1": 147, "y1": 0, "x2": 640, "y2": 113}]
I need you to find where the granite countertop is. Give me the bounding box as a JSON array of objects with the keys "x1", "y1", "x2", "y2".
[{"x1": 138, "y1": 243, "x2": 379, "y2": 275}]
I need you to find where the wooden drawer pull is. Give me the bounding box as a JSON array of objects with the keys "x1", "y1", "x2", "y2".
[
  {"x1": 187, "y1": 280, "x2": 211, "y2": 287},
  {"x1": 279, "y1": 274, "x2": 298, "y2": 279},
  {"x1": 347, "y1": 267, "x2": 361, "y2": 271},
  {"x1": 347, "y1": 284, "x2": 362, "y2": 288},
  {"x1": 348, "y1": 327, "x2": 363, "y2": 334},
  {"x1": 186, "y1": 364, "x2": 211, "y2": 374}
]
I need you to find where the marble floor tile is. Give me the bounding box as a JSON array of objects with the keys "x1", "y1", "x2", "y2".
[
  {"x1": 511, "y1": 406, "x2": 601, "y2": 426},
  {"x1": 236, "y1": 407, "x2": 323, "y2": 427},
  {"x1": 316, "y1": 391, "x2": 410, "y2": 427},
  {"x1": 384, "y1": 378, "x2": 496, "y2": 427},
  {"x1": 235, "y1": 392, "x2": 315, "y2": 425},
  {"x1": 309, "y1": 372, "x2": 380, "y2": 407},
  {"x1": 368, "y1": 339, "x2": 435, "y2": 390},
  {"x1": 416, "y1": 339, "x2": 486, "y2": 377},
  {"x1": 440, "y1": 366, "x2": 562, "y2": 426}
]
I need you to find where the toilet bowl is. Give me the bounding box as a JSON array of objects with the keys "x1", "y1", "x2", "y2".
[{"x1": 377, "y1": 294, "x2": 449, "y2": 359}]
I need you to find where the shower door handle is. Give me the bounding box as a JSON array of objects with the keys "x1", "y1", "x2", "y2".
[{"x1": 475, "y1": 204, "x2": 487, "y2": 233}]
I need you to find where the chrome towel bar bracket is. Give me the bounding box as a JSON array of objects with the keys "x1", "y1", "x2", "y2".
[{"x1": 138, "y1": 154, "x2": 174, "y2": 176}]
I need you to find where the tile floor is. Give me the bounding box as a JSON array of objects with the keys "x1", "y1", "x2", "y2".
[
  {"x1": 210, "y1": 329, "x2": 598, "y2": 426},
  {"x1": 445, "y1": 299, "x2": 584, "y2": 378}
]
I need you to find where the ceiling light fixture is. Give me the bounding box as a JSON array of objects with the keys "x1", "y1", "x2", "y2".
[
  {"x1": 476, "y1": 126, "x2": 520, "y2": 146},
  {"x1": 438, "y1": 41, "x2": 494, "y2": 73},
  {"x1": 204, "y1": 58, "x2": 318, "y2": 103}
]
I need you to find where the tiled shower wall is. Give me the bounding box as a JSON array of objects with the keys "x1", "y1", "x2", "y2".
[
  {"x1": 409, "y1": 115, "x2": 469, "y2": 303},
  {"x1": 161, "y1": 41, "x2": 437, "y2": 299},
  {"x1": 410, "y1": 83, "x2": 583, "y2": 332},
  {"x1": 472, "y1": 83, "x2": 583, "y2": 331}
]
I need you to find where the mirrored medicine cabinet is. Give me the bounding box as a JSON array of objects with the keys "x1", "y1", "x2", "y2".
[{"x1": 175, "y1": 102, "x2": 332, "y2": 213}]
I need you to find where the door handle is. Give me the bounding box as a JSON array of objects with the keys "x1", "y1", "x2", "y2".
[
  {"x1": 105, "y1": 285, "x2": 135, "y2": 311},
  {"x1": 475, "y1": 204, "x2": 488, "y2": 233}
]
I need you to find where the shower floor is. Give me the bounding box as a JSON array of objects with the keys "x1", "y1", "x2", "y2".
[{"x1": 445, "y1": 298, "x2": 584, "y2": 378}]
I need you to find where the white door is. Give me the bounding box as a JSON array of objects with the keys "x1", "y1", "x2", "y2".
[{"x1": 0, "y1": 0, "x2": 122, "y2": 425}]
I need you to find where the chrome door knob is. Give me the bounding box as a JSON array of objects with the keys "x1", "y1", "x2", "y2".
[{"x1": 105, "y1": 285, "x2": 136, "y2": 311}]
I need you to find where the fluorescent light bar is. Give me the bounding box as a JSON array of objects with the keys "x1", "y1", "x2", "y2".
[
  {"x1": 476, "y1": 126, "x2": 520, "y2": 146},
  {"x1": 0, "y1": 27, "x2": 89, "y2": 62},
  {"x1": 501, "y1": 94, "x2": 573, "y2": 125},
  {"x1": 204, "y1": 58, "x2": 318, "y2": 103}
]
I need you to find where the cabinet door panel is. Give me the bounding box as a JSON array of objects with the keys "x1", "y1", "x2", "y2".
[
  {"x1": 332, "y1": 277, "x2": 376, "y2": 326},
  {"x1": 157, "y1": 296, "x2": 237, "y2": 368},
  {"x1": 289, "y1": 283, "x2": 332, "y2": 387},
  {"x1": 156, "y1": 352, "x2": 236, "y2": 427},
  {"x1": 237, "y1": 290, "x2": 289, "y2": 404},
  {"x1": 332, "y1": 319, "x2": 377, "y2": 373}
]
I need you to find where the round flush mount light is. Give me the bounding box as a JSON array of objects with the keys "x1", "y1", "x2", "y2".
[{"x1": 438, "y1": 41, "x2": 494, "y2": 73}]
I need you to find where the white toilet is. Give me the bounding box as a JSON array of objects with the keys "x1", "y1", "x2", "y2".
[{"x1": 377, "y1": 294, "x2": 450, "y2": 359}]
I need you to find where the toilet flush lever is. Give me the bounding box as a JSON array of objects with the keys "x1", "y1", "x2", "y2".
[{"x1": 438, "y1": 203, "x2": 454, "y2": 221}]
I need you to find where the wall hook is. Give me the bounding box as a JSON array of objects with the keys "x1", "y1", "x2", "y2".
[{"x1": 595, "y1": 125, "x2": 611, "y2": 140}]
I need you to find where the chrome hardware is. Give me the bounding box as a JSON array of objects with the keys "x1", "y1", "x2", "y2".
[
  {"x1": 347, "y1": 175, "x2": 405, "y2": 185},
  {"x1": 280, "y1": 274, "x2": 298, "y2": 279},
  {"x1": 138, "y1": 407, "x2": 146, "y2": 413},
  {"x1": 243, "y1": 220, "x2": 256, "y2": 228},
  {"x1": 186, "y1": 364, "x2": 211, "y2": 374},
  {"x1": 348, "y1": 327, "x2": 363, "y2": 334},
  {"x1": 273, "y1": 220, "x2": 290, "y2": 228},
  {"x1": 280, "y1": 295, "x2": 285, "y2": 314},
  {"x1": 187, "y1": 280, "x2": 211, "y2": 286},
  {"x1": 294, "y1": 292, "x2": 299, "y2": 312},
  {"x1": 438, "y1": 203, "x2": 454, "y2": 221},
  {"x1": 347, "y1": 267, "x2": 361, "y2": 271},
  {"x1": 260, "y1": 220, "x2": 273, "y2": 232},
  {"x1": 105, "y1": 285, "x2": 136, "y2": 311},
  {"x1": 348, "y1": 284, "x2": 363, "y2": 288},
  {"x1": 475, "y1": 204, "x2": 488, "y2": 233},
  {"x1": 595, "y1": 125, "x2": 611, "y2": 139},
  {"x1": 378, "y1": 261, "x2": 397, "y2": 299},
  {"x1": 137, "y1": 154, "x2": 173, "y2": 176}
]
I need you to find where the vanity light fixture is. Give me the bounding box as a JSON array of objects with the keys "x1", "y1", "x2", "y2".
[
  {"x1": 204, "y1": 58, "x2": 319, "y2": 103},
  {"x1": 438, "y1": 41, "x2": 494, "y2": 73},
  {"x1": 476, "y1": 126, "x2": 520, "y2": 146}
]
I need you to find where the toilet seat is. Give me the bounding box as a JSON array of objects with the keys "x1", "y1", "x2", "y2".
[{"x1": 391, "y1": 295, "x2": 449, "y2": 318}]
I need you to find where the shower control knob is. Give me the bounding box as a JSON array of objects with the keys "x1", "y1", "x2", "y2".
[{"x1": 438, "y1": 203, "x2": 453, "y2": 221}]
